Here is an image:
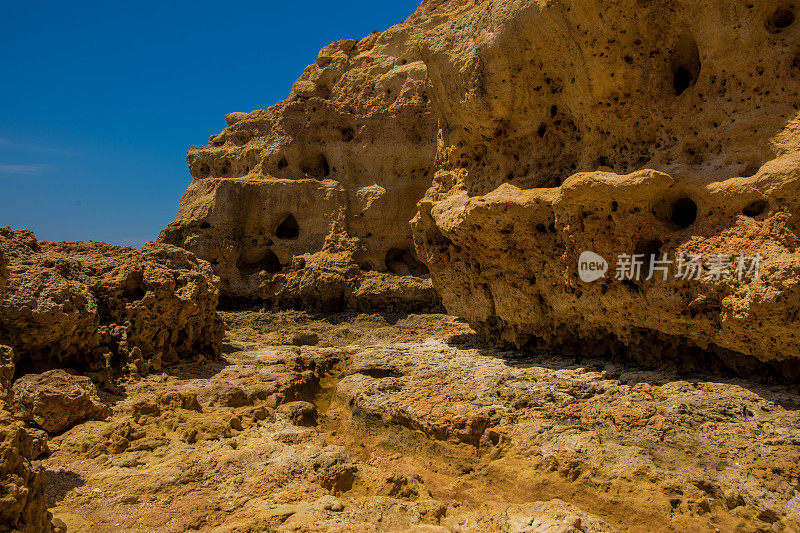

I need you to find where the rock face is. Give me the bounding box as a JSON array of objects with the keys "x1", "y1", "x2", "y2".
[
  {"x1": 13, "y1": 370, "x2": 110, "y2": 434},
  {"x1": 161, "y1": 0, "x2": 800, "y2": 376},
  {"x1": 158, "y1": 26, "x2": 442, "y2": 312},
  {"x1": 407, "y1": 0, "x2": 800, "y2": 377},
  {"x1": 0, "y1": 249, "x2": 52, "y2": 532},
  {"x1": 0, "y1": 228, "x2": 224, "y2": 377}
]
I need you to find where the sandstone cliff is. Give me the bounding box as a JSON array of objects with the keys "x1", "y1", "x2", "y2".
[
  {"x1": 0, "y1": 228, "x2": 224, "y2": 379},
  {"x1": 162, "y1": 0, "x2": 800, "y2": 376},
  {"x1": 158, "y1": 22, "x2": 443, "y2": 311},
  {"x1": 411, "y1": 0, "x2": 800, "y2": 377}
]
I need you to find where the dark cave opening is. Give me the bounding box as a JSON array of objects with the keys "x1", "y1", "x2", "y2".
[{"x1": 276, "y1": 214, "x2": 300, "y2": 240}]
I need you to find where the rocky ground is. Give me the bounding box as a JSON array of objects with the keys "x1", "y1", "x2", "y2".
[{"x1": 38, "y1": 311, "x2": 800, "y2": 532}]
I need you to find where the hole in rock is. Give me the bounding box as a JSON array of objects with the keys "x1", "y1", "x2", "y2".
[
  {"x1": 200, "y1": 221, "x2": 211, "y2": 229},
  {"x1": 743, "y1": 162, "x2": 763, "y2": 177},
  {"x1": 766, "y1": 6, "x2": 796, "y2": 33},
  {"x1": 673, "y1": 67, "x2": 694, "y2": 95},
  {"x1": 277, "y1": 157, "x2": 289, "y2": 170},
  {"x1": 671, "y1": 35, "x2": 701, "y2": 96},
  {"x1": 275, "y1": 214, "x2": 300, "y2": 240},
  {"x1": 237, "y1": 250, "x2": 281, "y2": 276},
  {"x1": 635, "y1": 239, "x2": 663, "y2": 275},
  {"x1": 340, "y1": 127, "x2": 355, "y2": 142},
  {"x1": 122, "y1": 272, "x2": 147, "y2": 301},
  {"x1": 385, "y1": 248, "x2": 430, "y2": 277},
  {"x1": 670, "y1": 197, "x2": 698, "y2": 228},
  {"x1": 123, "y1": 285, "x2": 146, "y2": 301},
  {"x1": 301, "y1": 153, "x2": 330, "y2": 178},
  {"x1": 743, "y1": 199, "x2": 769, "y2": 217}
]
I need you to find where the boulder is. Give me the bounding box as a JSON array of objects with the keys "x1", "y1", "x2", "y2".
[{"x1": 13, "y1": 370, "x2": 110, "y2": 434}]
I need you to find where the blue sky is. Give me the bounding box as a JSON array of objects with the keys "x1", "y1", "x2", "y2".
[{"x1": 0, "y1": 1, "x2": 419, "y2": 248}]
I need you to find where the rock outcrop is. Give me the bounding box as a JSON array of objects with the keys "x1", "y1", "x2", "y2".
[
  {"x1": 159, "y1": 26, "x2": 442, "y2": 312},
  {"x1": 408, "y1": 0, "x2": 800, "y2": 377},
  {"x1": 0, "y1": 228, "x2": 224, "y2": 378},
  {"x1": 160, "y1": 0, "x2": 800, "y2": 376},
  {"x1": 0, "y1": 249, "x2": 52, "y2": 532}
]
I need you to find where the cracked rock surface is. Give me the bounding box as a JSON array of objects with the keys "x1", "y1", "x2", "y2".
[{"x1": 39, "y1": 312, "x2": 800, "y2": 532}]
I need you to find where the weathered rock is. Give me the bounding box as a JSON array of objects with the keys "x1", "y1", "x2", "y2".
[
  {"x1": 291, "y1": 332, "x2": 319, "y2": 347},
  {"x1": 157, "y1": 0, "x2": 800, "y2": 377},
  {"x1": 0, "y1": 345, "x2": 52, "y2": 531},
  {"x1": 13, "y1": 370, "x2": 110, "y2": 434},
  {"x1": 158, "y1": 22, "x2": 442, "y2": 312},
  {"x1": 36, "y1": 312, "x2": 800, "y2": 531},
  {"x1": 0, "y1": 247, "x2": 8, "y2": 302},
  {"x1": 0, "y1": 227, "x2": 224, "y2": 376},
  {"x1": 407, "y1": 0, "x2": 800, "y2": 377},
  {"x1": 277, "y1": 401, "x2": 318, "y2": 427},
  {"x1": 0, "y1": 410, "x2": 52, "y2": 532}
]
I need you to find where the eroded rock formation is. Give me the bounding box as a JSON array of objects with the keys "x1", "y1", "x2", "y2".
[
  {"x1": 0, "y1": 228, "x2": 224, "y2": 379},
  {"x1": 159, "y1": 27, "x2": 442, "y2": 311},
  {"x1": 410, "y1": 0, "x2": 800, "y2": 377},
  {"x1": 0, "y1": 248, "x2": 53, "y2": 532},
  {"x1": 161, "y1": 0, "x2": 800, "y2": 376}
]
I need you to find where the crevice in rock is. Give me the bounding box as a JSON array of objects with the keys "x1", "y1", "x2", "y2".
[{"x1": 635, "y1": 238, "x2": 663, "y2": 276}]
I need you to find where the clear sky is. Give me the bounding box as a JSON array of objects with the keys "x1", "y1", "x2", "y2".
[{"x1": 0, "y1": 1, "x2": 420, "y2": 248}]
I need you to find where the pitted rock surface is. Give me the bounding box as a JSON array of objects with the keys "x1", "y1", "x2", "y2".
[{"x1": 0, "y1": 227, "x2": 223, "y2": 377}]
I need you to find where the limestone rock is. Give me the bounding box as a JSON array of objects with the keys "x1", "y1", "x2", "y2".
[
  {"x1": 276, "y1": 401, "x2": 318, "y2": 427},
  {"x1": 158, "y1": 0, "x2": 800, "y2": 375},
  {"x1": 0, "y1": 410, "x2": 52, "y2": 532},
  {"x1": 407, "y1": 0, "x2": 800, "y2": 377},
  {"x1": 0, "y1": 342, "x2": 51, "y2": 531},
  {"x1": 12, "y1": 370, "x2": 110, "y2": 434},
  {"x1": 0, "y1": 227, "x2": 223, "y2": 376},
  {"x1": 291, "y1": 332, "x2": 319, "y2": 347},
  {"x1": 158, "y1": 20, "x2": 442, "y2": 312}
]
